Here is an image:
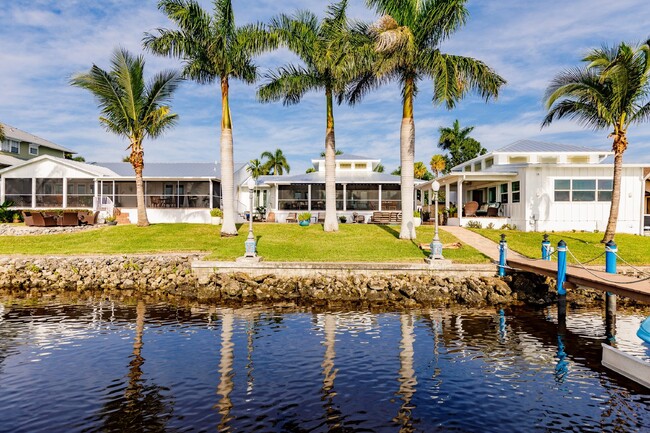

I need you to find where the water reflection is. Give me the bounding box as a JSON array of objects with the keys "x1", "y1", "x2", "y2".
[{"x1": 0, "y1": 298, "x2": 648, "y2": 433}]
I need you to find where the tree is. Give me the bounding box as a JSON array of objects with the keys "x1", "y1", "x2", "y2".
[
  {"x1": 247, "y1": 158, "x2": 267, "y2": 179},
  {"x1": 306, "y1": 167, "x2": 316, "y2": 173},
  {"x1": 438, "y1": 119, "x2": 486, "y2": 167},
  {"x1": 414, "y1": 161, "x2": 432, "y2": 180},
  {"x1": 0, "y1": 123, "x2": 5, "y2": 142},
  {"x1": 258, "y1": 0, "x2": 365, "y2": 232},
  {"x1": 391, "y1": 166, "x2": 401, "y2": 176},
  {"x1": 430, "y1": 154, "x2": 447, "y2": 177},
  {"x1": 145, "y1": 0, "x2": 275, "y2": 237},
  {"x1": 373, "y1": 163, "x2": 385, "y2": 173},
  {"x1": 348, "y1": 0, "x2": 505, "y2": 239},
  {"x1": 320, "y1": 149, "x2": 343, "y2": 157},
  {"x1": 65, "y1": 153, "x2": 86, "y2": 162},
  {"x1": 261, "y1": 148, "x2": 290, "y2": 175},
  {"x1": 543, "y1": 40, "x2": 650, "y2": 242},
  {"x1": 70, "y1": 48, "x2": 180, "y2": 227}
]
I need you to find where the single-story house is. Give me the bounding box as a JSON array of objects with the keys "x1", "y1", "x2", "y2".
[{"x1": 416, "y1": 140, "x2": 650, "y2": 235}]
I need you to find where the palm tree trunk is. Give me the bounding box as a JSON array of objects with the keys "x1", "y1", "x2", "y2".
[
  {"x1": 399, "y1": 77, "x2": 416, "y2": 240},
  {"x1": 324, "y1": 87, "x2": 339, "y2": 232},
  {"x1": 131, "y1": 143, "x2": 149, "y2": 227},
  {"x1": 220, "y1": 77, "x2": 238, "y2": 237},
  {"x1": 602, "y1": 149, "x2": 624, "y2": 243}
]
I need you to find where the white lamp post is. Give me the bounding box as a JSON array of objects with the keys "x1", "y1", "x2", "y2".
[
  {"x1": 429, "y1": 179, "x2": 444, "y2": 260},
  {"x1": 244, "y1": 177, "x2": 256, "y2": 258}
]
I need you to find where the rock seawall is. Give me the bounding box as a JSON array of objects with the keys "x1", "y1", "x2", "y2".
[{"x1": 0, "y1": 256, "x2": 631, "y2": 308}]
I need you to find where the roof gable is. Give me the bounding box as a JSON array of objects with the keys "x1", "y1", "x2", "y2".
[{"x1": 0, "y1": 123, "x2": 75, "y2": 153}]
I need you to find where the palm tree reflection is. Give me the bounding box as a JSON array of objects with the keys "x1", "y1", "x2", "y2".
[
  {"x1": 216, "y1": 309, "x2": 235, "y2": 431},
  {"x1": 394, "y1": 313, "x2": 417, "y2": 432}
]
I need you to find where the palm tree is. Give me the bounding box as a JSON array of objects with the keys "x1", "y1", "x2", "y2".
[
  {"x1": 373, "y1": 163, "x2": 385, "y2": 173},
  {"x1": 320, "y1": 149, "x2": 343, "y2": 157},
  {"x1": 349, "y1": 0, "x2": 505, "y2": 239},
  {"x1": 543, "y1": 40, "x2": 650, "y2": 242},
  {"x1": 144, "y1": 0, "x2": 275, "y2": 237},
  {"x1": 70, "y1": 48, "x2": 181, "y2": 227},
  {"x1": 247, "y1": 158, "x2": 267, "y2": 179},
  {"x1": 0, "y1": 123, "x2": 5, "y2": 142},
  {"x1": 438, "y1": 119, "x2": 486, "y2": 167},
  {"x1": 258, "y1": 0, "x2": 365, "y2": 232},
  {"x1": 430, "y1": 154, "x2": 447, "y2": 177},
  {"x1": 414, "y1": 161, "x2": 431, "y2": 180},
  {"x1": 261, "y1": 148, "x2": 290, "y2": 175}
]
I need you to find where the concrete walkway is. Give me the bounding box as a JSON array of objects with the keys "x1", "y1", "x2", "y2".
[{"x1": 439, "y1": 226, "x2": 508, "y2": 262}]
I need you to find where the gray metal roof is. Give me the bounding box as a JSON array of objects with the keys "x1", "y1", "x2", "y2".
[
  {"x1": 495, "y1": 139, "x2": 607, "y2": 153},
  {"x1": 260, "y1": 171, "x2": 401, "y2": 184},
  {"x1": 312, "y1": 154, "x2": 379, "y2": 161},
  {"x1": 0, "y1": 123, "x2": 75, "y2": 153},
  {"x1": 90, "y1": 162, "x2": 247, "y2": 178}
]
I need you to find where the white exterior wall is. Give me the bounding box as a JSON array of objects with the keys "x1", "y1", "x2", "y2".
[
  {"x1": 122, "y1": 208, "x2": 211, "y2": 224},
  {"x1": 521, "y1": 165, "x2": 643, "y2": 234}
]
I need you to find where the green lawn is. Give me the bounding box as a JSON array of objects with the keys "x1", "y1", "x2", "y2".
[
  {"x1": 0, "y1": 223, "x2": 491, "y2": 263},
  {"x1": 473, "y1": 229, "x2": 650, "y2": 265}
]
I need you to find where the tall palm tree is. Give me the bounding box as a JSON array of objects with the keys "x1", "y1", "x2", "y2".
[
  {"x1": 349, "y1": 0, "x2": 505, "y2": 239},
  {"x1": 70, "y1": 48, "x2": 181, "y2": 227},
  {"x1": 261, "y1": 148, "x2": 290, "y2": 175},
  {"x1": 258, "y1": 0, "x2": 365, "y2": 232},
  {"x1": 430, "y1": 154, "x2": 446, "y2": 177},
  {"x1": 438, "y1": 119, "x2": 485, "y2": 167},
  {"x1": 543, "y1": 40, "x2": 650, "y2": 242},
  {"x1": 144, "y1": 0, "x2": 275, "y2": 237}
]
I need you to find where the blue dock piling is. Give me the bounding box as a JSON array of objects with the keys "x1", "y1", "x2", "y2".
[
  {"x1": 498, "y1": 234, "x2": 507, "y2": 277},
  {"x1": 542, "y1": 233, "x2": 551, "y2": 260},
  {"x1": 556, "y1": 240, "x2": 567, "y2": 296},
  {"x1": 605, "y1": 241, "x2": 617, "y2": 341}
]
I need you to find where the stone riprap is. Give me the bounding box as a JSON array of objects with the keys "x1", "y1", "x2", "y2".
[
  {"x1": 0, "y1": 255, "x2": 635, "y2": 309},
  {"x1": 0, "y1": 223, "x2": 101, "y2": 236}
]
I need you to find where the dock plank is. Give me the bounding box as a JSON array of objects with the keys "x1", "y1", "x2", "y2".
[{"x1": 507, "y1": 256, "x2": 650, "y2": 304}]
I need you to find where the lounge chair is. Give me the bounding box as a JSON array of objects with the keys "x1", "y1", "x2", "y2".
[
  {"x1": 463, "y1": 201, "x2": 479, "y2": 217},
  {"x1": 22, "y1": 211, "x2": 34, "y2": 226},
  {"x1": 286, "y1": 212, "x2": 298, "y2": 223},
  {"x1": 58, "y1": 211, "x2": 80, "y2": 226},
  {"x1": 31, "y1": 212, "x2": 57, "y2": 227}
]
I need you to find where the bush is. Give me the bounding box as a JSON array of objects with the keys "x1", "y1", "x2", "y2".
[
  {"x1": 466, "y1": 220, "x2": 482, "y2": 229},
  {"x1": 413, "y1": 210, "x2": 421, "y2": 218},
  {"x1": 0, "y1": 200, "x2": 15, "y2": 223},
  {"x1": 298, "y1": 212, "x2": 312, "y2": 222},
  {"x1": 210, "y1": 208, "x2": 223, "y2": 217},
  {"x1": 339, "y1": 216, "x2": 347, "y2": 223},
  {"x1": 486, "y1": 222, "x2": 495, "y2": 230}
]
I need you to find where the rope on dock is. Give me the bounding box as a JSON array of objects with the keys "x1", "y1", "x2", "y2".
[
  {"x1": 613, "y1": 251, "x2": 650, "y2": 277},
  {"x1": 566, "y1": 248, "x2": 650, "y2": 284}
]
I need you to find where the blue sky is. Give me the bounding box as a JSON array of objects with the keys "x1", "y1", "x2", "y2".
[{"x1": 1, "y1": 0, "x2": 649, "y2": 173}]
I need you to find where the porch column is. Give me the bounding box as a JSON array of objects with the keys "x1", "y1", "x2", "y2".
[
  {"x1": 62, "y1": 177, "x2": 68, "y2": 208},
  {"x1": 112, "y1": 180, "x2": 115, "y2": 204},
  {"x1": 308, "y1": 184, "x2": 312, "y2": 212},
  {"x1": 274, "y1": 185, "x2": 279, "y2": 211},
  {"x1": 209, "y1": 181, "x2": 214, "y2": 208},
  {"x1": 0, "y1": 177, "x2": 4, "y2": 203},
  {"x1": 94, "y1": 180, "x2": 99, "y2": 211},
  {"x1": 32, "y1": 177, "x2": 36, "y2": 208},
  {"x1": 378, "y1": 184, "x2": 382, "y2": 211},
  {"x1": 342, "y1": 184, "x2": 347, "y2": 211},
  {"x1": 457, "y1": 180, "x2": 463, "y2": 209}
]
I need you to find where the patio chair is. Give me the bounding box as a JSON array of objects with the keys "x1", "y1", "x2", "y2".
[
  {"x1": 286, "y1": 212, "x2": 298, "y2": 223},
  {"x1": 463, "y1": 201, "x2": 479, "y2": 217},
  {"x1": 486, "y1": 202, "x2": 501, "y2": 217},
  {"x1": 58, "y1": 211, "x2": 80, "y2": 226},
  {"x1": 31, "y1": 212, "x2": 57, "y2": 227},
  {"x1": 475, "y1": 203, "x2": 489, "y2": 217},
  {"x1": 317, "y1": 213, "x2": 325, "y2": 224},
  {"x1": 352, "y1": 212, "x2": 365, "y2": 223},
  {"x1": 22, "y1": 211, "x2": 34, "y2": 226}
]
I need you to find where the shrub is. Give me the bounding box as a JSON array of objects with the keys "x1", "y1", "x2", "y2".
[
  {"x1": 339, "y1": 216, "x2": 347, "y2": 223},
  {"x1": 466, "y1": 220, "x2": 482, "y2": 229},
  {"x1": 298, "y1": 212, "x2": 312, "y2": 222},
  {"x1": 210, "y1": 208, "x2": 223, "y2": 217},
  {"x1": 486, "y1": 222, "x2": 495, "y2": 230},
  {"x1": 0, "y1": 200, "x2": 15, "y2": 223},
  {"x1": 413, "y1": 210, "x2": 421, "y2": 218},
  {"x1": 500, "y1": 223, "x2": 516, "y2": 230}
]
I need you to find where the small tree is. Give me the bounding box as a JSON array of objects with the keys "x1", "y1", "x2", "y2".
[
  {"x1": 438, "y1": 119, "x2": 486, "y2": 168},
  {"x1": 430, "y1": 154, "x2": 447, "y2": 177},
  {"x1": 261, "y1": 149, "x2": 290, "y2": 175}
]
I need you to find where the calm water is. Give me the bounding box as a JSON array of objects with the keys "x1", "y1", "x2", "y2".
[{"x1": 0, "y1": 298, "x2": 649, "y2": 433}]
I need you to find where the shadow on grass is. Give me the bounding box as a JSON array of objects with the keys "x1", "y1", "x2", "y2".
[{"x1": 377, "y1": 224, "x2": 400, "y2": 239}]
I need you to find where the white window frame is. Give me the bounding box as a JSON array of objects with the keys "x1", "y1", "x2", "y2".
[{"x1": 29, "y1": 144, "x2": 39, "y2": 156}]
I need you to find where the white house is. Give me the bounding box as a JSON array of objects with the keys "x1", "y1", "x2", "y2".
[{"x1": 417, "y1": 140, "x2": 650, "y2": 235}]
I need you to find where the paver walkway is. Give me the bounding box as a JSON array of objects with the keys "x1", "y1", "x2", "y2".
[{"x1": 439, "y1": 226, "x2": 523, "y2": 262}]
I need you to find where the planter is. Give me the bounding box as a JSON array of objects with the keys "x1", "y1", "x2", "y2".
[
  {"x1": 211, "y1": 217, "x2": 222, "y2": 225},
  {"x1": 413, "y1": 217, "x2": 422, "y2": 227},
  {"x1": 299, "y1": 220, "x2": 310, "y2": 227},
  {"x1": 106, "y1": 221, "x2": 117, "y2": 226}
]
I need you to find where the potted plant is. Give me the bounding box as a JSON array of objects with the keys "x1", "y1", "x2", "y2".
[
  {"x1": 413, "y1": 210, "x2": 422, "y2": 227},
  {"x1": 448, "y1": 205, "x2": 458, "y2": 218},
  {"x1": 12, "y1": 213, "x2": 22, "y2": 224},
  {"x1": 105, "y1": 215, "x2": 117, "y2": 226},
  {"x1": 210, "y1": 208, "x2": 223, "y2": 225},
  {"x1": 339, "y1": 215, "x2": 347, "y2": 224},
  {"x1": 298, "y1": 212, "x2": 311, "y2": 226}
]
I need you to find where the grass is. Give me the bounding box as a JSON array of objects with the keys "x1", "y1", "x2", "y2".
[
  {"x1": 0, "y1": 223, "x2": 491, "y2": 263},
  {"x1": 473, "y1": 229, "x2": 650, "y2": 266}
]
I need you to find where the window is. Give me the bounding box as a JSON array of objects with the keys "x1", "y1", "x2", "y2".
[
  {"x1": 2, "y1": 140, "x2": 20, "y2": 154},
  {"x1": 500, "y1": 183, "x2": 508, "y2": 203},
  {"x1": 29, "y1": 144, "x2": 38, "y2": 156},
  {"x1": 339, "y1": 163, "x2": 352, "y2": 170},
  {"x1": 474, "y1": 162, "x2": 482, "y2": 172},
  {"x1": 354, "y1": 163, "x2": 367, "y2": 170},
  {"x1": 485, "y1": 158, "x2": 494, "y2": 168},
  {"x1": 488, "y1": 187, "x2": 497, "y2": 203},
  {"x1": 554, "y1": 179, "x2": 612, "y2": 202},
  {"x1": 512, "y1": 181, "x2": 520, "y2": 203}
]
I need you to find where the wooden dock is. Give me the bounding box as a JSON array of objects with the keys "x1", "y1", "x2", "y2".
[{"x1": 507, "y1": 256, "x2": 650, "y2": 304}]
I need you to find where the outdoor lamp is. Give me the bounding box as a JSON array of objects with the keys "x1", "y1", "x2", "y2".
[
  {"x1": 429, "y1": 179, "x2": 444, "y2": 260},
  {"x1": 244, "y1": 177, "x2": 257, "y2": 257}
]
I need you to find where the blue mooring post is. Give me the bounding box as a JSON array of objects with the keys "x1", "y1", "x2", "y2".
[
  {"x1": 556, "y1": 240, "x2": 567, "y2": 296},
  {"x1": 605, "y1": 240, "x2": 617, "y2": 341},
  {"x1": 498, "y1": 234, "x2": 507, "y2": 277},
  {"x1": 542, "y1": 233, "x2": 551, "y2": 260}
]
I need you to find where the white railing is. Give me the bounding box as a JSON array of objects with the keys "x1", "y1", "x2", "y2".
[{"x1": 94, "y1": 196, "x2": 114, "y2": 216}]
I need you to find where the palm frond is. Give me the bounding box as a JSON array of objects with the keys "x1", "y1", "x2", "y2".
[{"x1": 258, "y1": 65, "x2": 322, "y2": 105}]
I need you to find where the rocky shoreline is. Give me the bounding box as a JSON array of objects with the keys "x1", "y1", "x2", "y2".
[{"x1": 0, "y1": 255, "x2": 643, "y2": 309}]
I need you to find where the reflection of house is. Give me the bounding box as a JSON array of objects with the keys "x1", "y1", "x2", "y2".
[
  {"x1": 417, "y1": 140, "x2": 650, "y2": 235},
  {"x1": 0, "y1": 155, "x2": 249, "y2": 223},
  {"x1": 253, "y1": 155, "x2": 407, "y2": 223},
  {"x1": 0, "y1": 123, "x2": 75, "y2": 169}
]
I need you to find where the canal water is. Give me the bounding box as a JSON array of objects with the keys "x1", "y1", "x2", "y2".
[{"x1": 0, "y1": 297, "x2": 648, "y2": 432}]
